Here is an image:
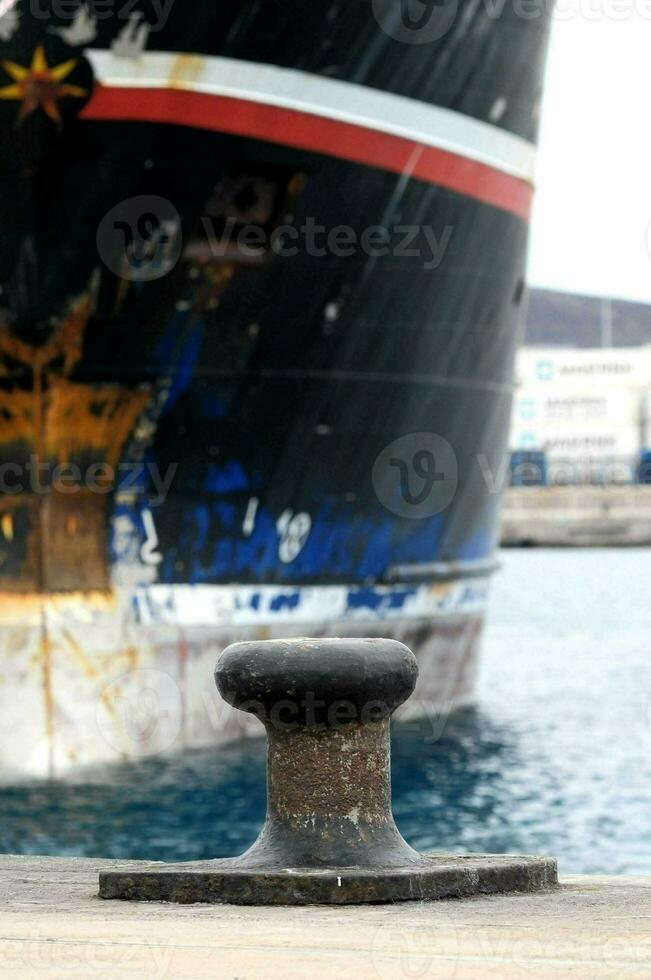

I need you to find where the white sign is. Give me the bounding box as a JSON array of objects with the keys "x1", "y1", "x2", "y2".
[
  {"x1": 512, "y1": 389, "x2": 641, "y2": 427},
  {"x1": 516, "y1": 346, "x2": 651, "y2": 390}
]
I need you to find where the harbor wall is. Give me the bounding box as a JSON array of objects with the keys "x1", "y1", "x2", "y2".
[{"x1": 501, "y1": 485, "x2": 651, "y2": 547}]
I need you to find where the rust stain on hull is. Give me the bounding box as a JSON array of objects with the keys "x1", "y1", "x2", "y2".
[
  {"x1": 0, "y1": 590, "x2": 118, "y2": 624},
  {"x1": 0, "y1": 291, "x2": 152, "y2": 594},
  {"x1": 43, "y1": 383, "x2": 150, "y2": 468},
  {"x1": 37, "y1": 610, "x2": 55, "y2": 778},
  {"x1": 168, "y1": 53, "x2": 205, "y2": 88}
]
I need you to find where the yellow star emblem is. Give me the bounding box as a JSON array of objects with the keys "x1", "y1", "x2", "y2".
[{"x1": 0, "y1": 44, "x2": 87, "y2": 125}]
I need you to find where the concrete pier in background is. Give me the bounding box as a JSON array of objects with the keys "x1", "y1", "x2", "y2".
[
  {"x1": 1, "y1": 857, "x2": 650, "y2": 978},
  {"x1": 501, "y1": 485, "x2": 651, "y2": 547}
]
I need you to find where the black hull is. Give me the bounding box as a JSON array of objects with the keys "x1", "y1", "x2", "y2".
[{"x1": 0, "y1": 0, "x2": 552, "y2": 773}]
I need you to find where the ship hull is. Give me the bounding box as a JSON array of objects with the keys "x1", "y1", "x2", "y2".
[
  {"x1": 0, "y1": 582, "x2": 488, "y2": 778},
  {"x1": 0, "y1": 1, "x2": 552, "y2": 775}
]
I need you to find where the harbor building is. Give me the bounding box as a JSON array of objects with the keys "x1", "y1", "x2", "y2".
[
  {"x1": 510, "y1": 289, "x2": 651, "y2": 486},
  {"x1": 504, "y1": 290, "x2": 651, "y2": 544}
]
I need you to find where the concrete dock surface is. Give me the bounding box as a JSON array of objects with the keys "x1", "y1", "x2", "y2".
[{"x1": 0, "y1": 858, "x2": 650, "y2": 978}]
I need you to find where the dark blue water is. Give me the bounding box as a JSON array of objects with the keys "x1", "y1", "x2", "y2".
[{"x1": 2, "y1": 550, "x2": 651, "y2": 874}]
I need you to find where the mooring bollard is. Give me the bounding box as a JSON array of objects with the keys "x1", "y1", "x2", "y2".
[{"x1": 99, "y1": 638, "x2": 557, "y2": 905}]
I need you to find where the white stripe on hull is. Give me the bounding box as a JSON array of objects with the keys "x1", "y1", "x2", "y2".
[
  {"x1": 0, "y1": 579, "x2": 490, "y2": 628},
  {"x1": 87, "y1": 50, "x2": 536, "y2": 183},
  {"x1": 135, "y1": 580, "x2": 490, "y2": 627}
]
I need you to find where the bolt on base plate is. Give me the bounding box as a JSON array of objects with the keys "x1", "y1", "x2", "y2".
[{"x1": 100, "y1": 854, "x2": 558, "y2": 906}]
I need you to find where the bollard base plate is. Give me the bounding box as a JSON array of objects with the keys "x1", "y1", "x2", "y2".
[{"x1": 99, "y1": 854, "x2": 558, "y2": 906}]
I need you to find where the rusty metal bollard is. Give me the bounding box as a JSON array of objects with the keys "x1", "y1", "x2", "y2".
[{"x1": 100, "y1": 638, "x2": 557, "y2": 905}]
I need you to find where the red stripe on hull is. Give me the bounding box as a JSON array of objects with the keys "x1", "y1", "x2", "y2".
[{"x1": 81, "y1": 86, "x2": 533, "y2": 222}]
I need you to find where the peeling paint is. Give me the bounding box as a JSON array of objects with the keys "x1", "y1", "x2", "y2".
[{"x1": 0, "y1": 291, "x2": 152, "y2": 593}]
